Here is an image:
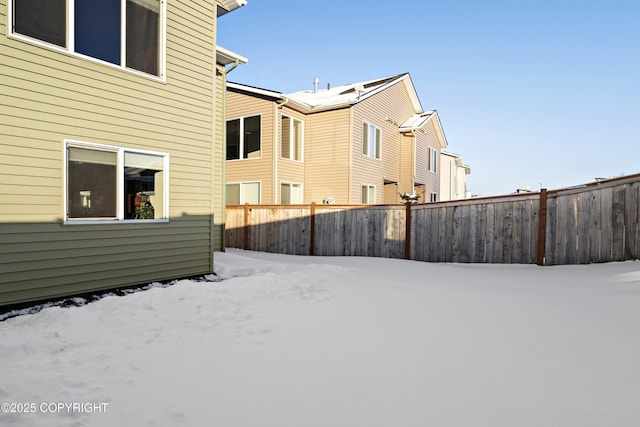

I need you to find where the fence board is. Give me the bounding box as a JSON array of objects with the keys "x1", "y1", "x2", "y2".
[
  {"x1": 545, "y1": 196, "x2": 557, "y2": 265},
  {"x1": 612, "y1": 185, "x2": 626, "y2": 261},
  {"x1": 600, "y1": 188, "x2": 613, "y2": 262},
  {"x1": 587, "y1": 190, "x2": 602, "y2": 263},
  {"x1": 577, "y1": 193, "x2": 592, "y2": 264},
  {"x1": 485, "y1": 203, "x2": 495, "y2": 263},
  {"x1": 626, "y1": 182, "x2": 640, "y2": 259}
]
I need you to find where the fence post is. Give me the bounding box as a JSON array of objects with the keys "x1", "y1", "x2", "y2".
[
  {"x1": 310, "y1": 202, "x2": 316, "y2": 256},
  {"x1": 243, "y1": 203, "x2": 250, "y2": 250},
  {"x1": 536, "y1": 189, "x2": 548, "y2": 266},
  {"x1": 405, "y1": 203, "x2": 412, "y2": 260}
]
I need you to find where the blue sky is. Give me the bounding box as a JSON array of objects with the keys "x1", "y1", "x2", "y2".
[{"x1": 218, "y1": 0, "x2": 640, "y2": 196}]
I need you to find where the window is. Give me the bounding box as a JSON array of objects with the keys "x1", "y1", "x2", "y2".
[
  {"x1": 11, "y1": 0, "x2": 164, "y2": 77},
  {"x1": 361, "y1": 185, "x2": 376, "y2": 204},
  {"x1": 226, "y1": 182, "x2": 260, "y2": 204},
  {"x1": 281, "y1": 183, "x2": 302, "y2": 204},
  {"x1": 281, "y1": 115, "x2": 303, "y2": 161},
  {"x1": 66, "y1": 141, "x2": 167, "y2": 222},
  {"x1": 362, "y1": 122, "x2": 381, "y2": 159},
  {"x1": 227, "y1": 115, "x2": 261, "y2": 160},
  {"x1": 430, "y1": 192, "x2": 438, "y2": 202},
  {"x1": 429, "y1": 147, "x2": 437, "y2": 173}
]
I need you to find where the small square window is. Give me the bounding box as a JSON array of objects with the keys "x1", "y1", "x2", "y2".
[
  {"x1": 227, "y1": 115, "x2": 261, "y2": 160},
  {"x1": 226, "y1": 182, "x2": 261, "y2": 204},
  {"x1": 361, "y1": 185, "x2": 376, "y2": 204},
  {"x1": 281, "y1": 183, "x2": 302, "y2": 204}
]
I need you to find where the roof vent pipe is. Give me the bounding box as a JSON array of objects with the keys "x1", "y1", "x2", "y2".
[{"x1": 313, "y1": 77, "x2": 319, "y2": 93}]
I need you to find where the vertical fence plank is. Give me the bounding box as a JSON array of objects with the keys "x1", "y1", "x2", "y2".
[
  {"x1": 600, "y1": 188, "x2": 613, "y2": 262},
  {"x1": 577, "y1": 193, "x2": 592, "y2": 264},
  {"x1": 512, "y1": 201, "x2": 523, "y2": 263},
  {"x1": 405, "y1": 204, "x2": 411, "y2": 259},
  {"x1": 545, "y1": 195, "x2": 557, "y2": 265},
  {"x1": 626, "y1": 182, "x2": 640, "y2": 259},
  {"x1": 587, "y1": 190, "x2": 602, "y2": 263},
  {"x1": 612, "y1": 185, "x2": 626, "y2": 261}
]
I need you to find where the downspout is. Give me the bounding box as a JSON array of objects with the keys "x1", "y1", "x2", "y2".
[
  {"x1": 218, "y1": 59, "x2": 241, "y2": 250},
  {"x1": 410, "y1": 129, "x2": 417, "y2": 194},
  {"x1": 274, "y1": 96, "x2": 290, "y2": 203}
]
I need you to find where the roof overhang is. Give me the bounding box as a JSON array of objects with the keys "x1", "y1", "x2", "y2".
[
  {"x1": 399, "y1": 110, "x2": 448, "y2": 149},
  {"x1": 216, "y1": 46, "x2": 248, "y2": 67},
  {"x1": 227, "y1": 81, "x2": 285, "y2": 101},
  {"x1": 217, "y1": 0, "x2": 247, "y2": 17}
]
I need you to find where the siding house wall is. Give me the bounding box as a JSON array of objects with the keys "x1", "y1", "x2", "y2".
[
  {"x1": 225, "y1": 90, "x2": 275, "y2": 203},
  {"x1": 351, "y1": 80, "x2": 417, "y2": 203},
  {"x1": 276, "y1": 105, "x2": 306, "y2": 203},
  {"x1": 0, "y1": 0, "x2": 225, "y2": 305},
  {"x1": 304, "y1": 108, "x2": 351, "y2": 203},
  {"x1": 415, "y1": 120, "x2": 441, "y2": 197}
]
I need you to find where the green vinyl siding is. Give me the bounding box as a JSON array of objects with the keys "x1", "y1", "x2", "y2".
[{"x1": 0, "y1": 0, "x2": 224, "y2": 306}]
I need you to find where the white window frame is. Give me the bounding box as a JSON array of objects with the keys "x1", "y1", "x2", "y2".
[
  {"x1": 281, "y1": 115, "x2": 304, "y2": 162},
  {"x1": 226, "y1": 181, "x2": 261, "y2": 204},
  {"x1": 280, "y1": 182, "x2": 303, "y2": 204},
  {"x1": 362, "y1": 121, "x2": 381, "y2": 160},
  {"x1": 63, "y1": 139, "x2": 169, "y2": 224},
  {"x1": 226, "y1": 114, "x2": 262, "y2": 161},
  {"x1": 8, "y1": 0, "x2": 167, "y2": 81},
  {"x1": 430, "y1": 192, "x2": 438, "y2": 202},
  {"x1": 361, "y1": 184, "x2": 376, "y2": 204},
  {"x1": 429, "y1": 147, "x2": 437, "y2": 173}
]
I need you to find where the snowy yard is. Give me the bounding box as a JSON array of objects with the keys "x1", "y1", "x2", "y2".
[{"x1": 1, "y1": 249, "x2": 640, "y2": 427}]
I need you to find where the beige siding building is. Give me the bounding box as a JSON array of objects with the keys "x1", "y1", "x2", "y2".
[
  {"x1": 439, "y1": 150, "x2": 471, "y2": 201},
  {"x1": 0, "y1": 0, "x2": 246, "y2": 306},
  {"x1": 226, "y1": 73, "x2": 453, "y2": 205}
]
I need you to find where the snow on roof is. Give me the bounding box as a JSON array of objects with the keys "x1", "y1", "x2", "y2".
[
  {"x1": 217, "y1": 0, "x2": 247, "y2": 16},
  {"x1": 216, "y1": 46, "x2": 248, "y2": 66},
  {"x1": 227, "y1": 81, "x2": 284, "y2": 100},
  {"x1": 286, "y1": 73, "x2": 414, "y2": 113},
  {"x1": 398, "y1": 111, "x2": 436, "y2": 132}
]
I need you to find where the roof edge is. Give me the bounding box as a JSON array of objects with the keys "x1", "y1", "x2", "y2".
[
  {"x1": 216, "y1": 46, "x2": 248, "y2": 66},
  {"x1": 217, "y1": 0, "x2": 247, "y2": 17}
]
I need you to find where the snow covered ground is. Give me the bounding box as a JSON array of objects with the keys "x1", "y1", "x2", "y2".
[{"x1": 1, "y1": 249, "x2": 640, "y2": 427}]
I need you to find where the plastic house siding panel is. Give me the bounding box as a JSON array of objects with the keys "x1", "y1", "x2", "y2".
[
  {"x1": 415, "y1": 120, "x2": 441, "y2": 195},
  {"x1": 225, "y1": 90, "x2": 276, "y2": 203},
  {"x1": 304, "y1": 109, "x2": 351, "y2": 204},
  {"x1": 350, "y1": 80, "x2": 417, "y2": 203},
  {"x1": 0, "y1": 0, "x2": 226, "y2": 306}
]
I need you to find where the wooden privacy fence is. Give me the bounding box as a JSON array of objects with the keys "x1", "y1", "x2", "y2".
[{"x1": 225, "y1": 174, "x2": 640, "y2": 265}]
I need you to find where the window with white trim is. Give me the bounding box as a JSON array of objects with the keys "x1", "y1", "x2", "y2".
[
  {"x1": 281, "y1": 182, "x2": 302, "y2": 204},
  {"x1": 65, "y1": 141, "x2": 168, "y2": 221},
  {"x1": 429, "y1": 147, "x2": 437, "y2": 173},
  {"x1": 227, "y1": 115, "x2": 261, "y2": 160},
  {"x1": 11, "y1": 0, "x2": 164, "y2": 77},
  {"x1": 430, "y1": 192, "x2": 438, "y2": 202},
  {"x1": 362, "y1": 122, "x2": 381, "y2": 159},
  {"x1": 281, "y1": 115, "x2": 303, "y2": 161},
  {"x1": 226, "y1": 182, "x2": 260, "y2": 204},
  {"x1": 361, "y1": 185, "x2": 376, "y2": 204}
]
